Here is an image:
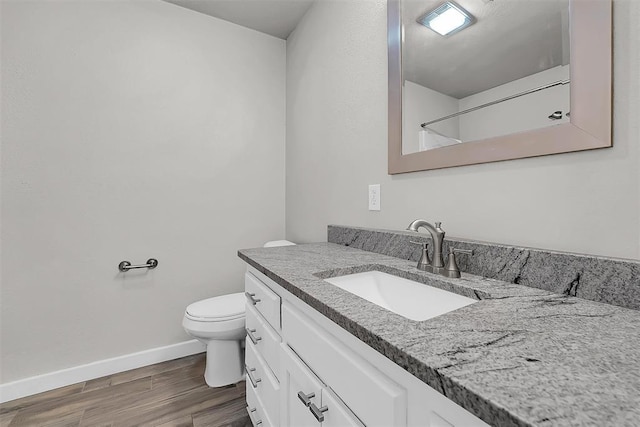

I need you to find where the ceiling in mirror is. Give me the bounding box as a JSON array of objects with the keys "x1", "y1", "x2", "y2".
[{"x1": 402, "y1": 0, "x2": 570, "y2": 99}]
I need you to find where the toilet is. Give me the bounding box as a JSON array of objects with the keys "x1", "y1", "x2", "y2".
[
  {"x1": 182, "y1": 240, "x2": 295, "y2": 387},
  {"x1": 182, "y1": 293, "x2": 246, "y2": 387}
]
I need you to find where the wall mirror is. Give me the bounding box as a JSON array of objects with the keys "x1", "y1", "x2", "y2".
[{"x1": 388, "y1": 0, "x2": 612, "y2": 174}]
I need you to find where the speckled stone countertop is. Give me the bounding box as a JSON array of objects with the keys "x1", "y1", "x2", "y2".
[{"x1": 238, "y1": 243, "x2": 640, "y2": 427}]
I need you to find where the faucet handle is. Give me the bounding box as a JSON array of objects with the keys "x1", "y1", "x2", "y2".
[
  {"x1": 453, "y1": 248, "x2": 473, "y2": 256},
  {"x1": 410, "y1": 241, "x2": 431, "y2": 272},
  {"x1": 443, "y1": 247, "x2": 473, "y2": 278}
]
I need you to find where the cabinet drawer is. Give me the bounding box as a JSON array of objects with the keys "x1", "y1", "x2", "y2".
[
  {"x1": 246, "y1": 340, "x2": 280, "y2": 426},
  {"x1": 283, "y1": 302, "x2": 407, "y2": 427},
  {"x1": 246, "y1": 303, "x2": 282, "y2": 381},
  {"x1": 246, "y1": 379, "x2": 272, "y2": 427},
  {"x1": 245, "y1": 271, "x2": 281, "y2": 330}
]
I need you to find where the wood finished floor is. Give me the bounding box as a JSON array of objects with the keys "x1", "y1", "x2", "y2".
[{"x1": 0, "y1": 354, "x2": 251, "y2": 427}]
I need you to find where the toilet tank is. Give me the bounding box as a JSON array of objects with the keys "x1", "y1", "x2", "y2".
[{"x1": 263, "y1": 240, "x2": 296, "y2": 248}]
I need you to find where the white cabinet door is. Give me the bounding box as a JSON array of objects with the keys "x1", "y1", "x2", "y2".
[
  {"x1": 320, "y1": 386, "x2": 364, "y2": 427},
  {"x1": 283, "y1": 302, "x2": 407, "y2": 427},
  {"x1": 281, "y1": 344, "x2": 323, "y2": 427},
  {"x1": 411, "y1": 376, "x2": 491, "y2": 427},
  {"x1": 281, "y1": 343, "x2": 363, "y2": 427}
]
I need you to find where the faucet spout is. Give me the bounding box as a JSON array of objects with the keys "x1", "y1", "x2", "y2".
[{"x1": 407, "y1": 219, "x2": 446, "y2": 274}]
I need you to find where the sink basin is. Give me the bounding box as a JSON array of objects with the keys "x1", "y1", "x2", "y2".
[{"x1": 324, "y1": 271, "x2": 476, "y2": 321}]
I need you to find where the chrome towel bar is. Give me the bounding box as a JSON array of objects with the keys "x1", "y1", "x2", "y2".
[{"x1": 118, "y1": 258, "x2": 158, "y2": 272}]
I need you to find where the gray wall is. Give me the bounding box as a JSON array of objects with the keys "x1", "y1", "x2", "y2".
[
  {"x1": 0, "y1": 0, "x2": 285, "y2": 383},
  {"x1": 286, "y1": 0, "x2": 640, "y2": 260}
]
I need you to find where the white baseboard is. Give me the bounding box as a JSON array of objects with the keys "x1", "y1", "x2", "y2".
[{"x1": 0, "y1": 340, "x2": 206, "y2": 403}]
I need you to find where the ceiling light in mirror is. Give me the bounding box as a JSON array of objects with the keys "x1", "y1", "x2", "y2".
[{"x1": 417, "y1": 2, "x2": 474, "y2": 36}]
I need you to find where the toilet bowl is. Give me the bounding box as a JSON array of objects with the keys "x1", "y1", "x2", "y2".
[
  {"x1": 182, "y1": 293, "x2": 246, "y2": 387},
  {"x1": 182, "y1": 240, "x2": 295, "y2": 387}
]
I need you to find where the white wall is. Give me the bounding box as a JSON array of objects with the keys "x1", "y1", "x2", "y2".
[
  {"x1": 0, "y1": 0, "x2": 285, "y2": 383},
  {"x1": 286, "y1": 0, "x2": 640, "y2": 260},
  {"x1": 402, "y1": 80, "x2": 459, "y2": 154}
]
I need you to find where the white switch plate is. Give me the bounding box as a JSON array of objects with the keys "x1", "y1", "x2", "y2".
[{"x1": 369, "y1": 184, "x2": 381, "y2": 211}]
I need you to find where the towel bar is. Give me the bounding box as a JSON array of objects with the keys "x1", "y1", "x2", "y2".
[{"x1": 118, "y1": 258, "x2": 158, "y2": 272}]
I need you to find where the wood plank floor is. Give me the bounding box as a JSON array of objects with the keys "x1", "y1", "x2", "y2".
[{"x1": 0, "y1": 354, "x2": 251, "y2": 427}]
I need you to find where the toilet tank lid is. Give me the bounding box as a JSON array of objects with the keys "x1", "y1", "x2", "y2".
[
  {"x1": 263, "y1": 240, "x2": 296, "y2": 248},
  {"x1": 186, "y1": 292, "x2": 245, "y2": 320}
]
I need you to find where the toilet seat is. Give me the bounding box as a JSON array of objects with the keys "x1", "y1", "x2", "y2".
[
  {"x1": 185, "y1": 292, "x2": 245, "y2": 322},
  {"x1": 185, "y1": 312, "x2": 244, "y2": 322}
]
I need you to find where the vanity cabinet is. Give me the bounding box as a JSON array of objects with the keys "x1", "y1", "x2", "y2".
[{"x1": 244, "y1": 266, "x2": 489, "y2": 427}]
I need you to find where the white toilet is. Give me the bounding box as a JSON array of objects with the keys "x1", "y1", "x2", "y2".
[
  {"x1": 182, "y1": 292, "x2": 246, "y2": 387},
  {"x1": 182, "y1": 240, "x2": 295, "y2": 387}
]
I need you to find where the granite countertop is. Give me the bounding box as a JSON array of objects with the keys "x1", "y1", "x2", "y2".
[{"x1": 238, "y1": 243, "x2": 640, "y2": 427}]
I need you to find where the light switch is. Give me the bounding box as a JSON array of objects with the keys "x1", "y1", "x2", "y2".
[{"x1": 369, "y1": 184, "x2": 381, "y2": 211}]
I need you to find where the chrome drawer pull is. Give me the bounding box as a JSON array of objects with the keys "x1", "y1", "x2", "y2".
[
  {"x1": 248, "y1": 407, "x2": 257, "y2": 413},
  {"x1": 245, "y1": 365, "x2": 262, "y2": 388},
  {"x1": 297, "y1": 391, "x2": 316, "y2": 407},
  {"x1": 309, "y1": 402, "x2": 329, "y2": 422},
  {"x1": 245, "y1": 291, "x2": 261, "y2": 305},
  {"x1": 246, "y1": 327, "x2": 262, "y2": 345}
]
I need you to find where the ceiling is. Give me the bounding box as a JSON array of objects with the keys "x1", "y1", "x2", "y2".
[
  {"x1": 163, "y1": 0, "x2": 568, "y2": 97},
  {"x1": 402, "y1": 0, "x2": 570, "y2": 98},
  {"x1": 164, "y1": 0, "x2": 314, "y2": 39}
]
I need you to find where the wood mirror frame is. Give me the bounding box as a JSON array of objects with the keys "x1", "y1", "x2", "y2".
[{"x1": 388, "y1": 0, "x2": 612, "y2": 174}]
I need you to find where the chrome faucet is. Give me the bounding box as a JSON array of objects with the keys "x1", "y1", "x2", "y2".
[{"x1": 407, "y1": 219, "x2": 446, "y2": 274}]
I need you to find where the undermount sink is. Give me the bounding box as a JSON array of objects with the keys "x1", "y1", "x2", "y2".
[{"x1": 324, "y1": 271, "x2": 476, "y2": 321}]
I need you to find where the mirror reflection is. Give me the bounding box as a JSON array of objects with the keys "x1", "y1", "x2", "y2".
[{"x1": 402, "y1": 0, "x2": 570, "y2": 155}]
